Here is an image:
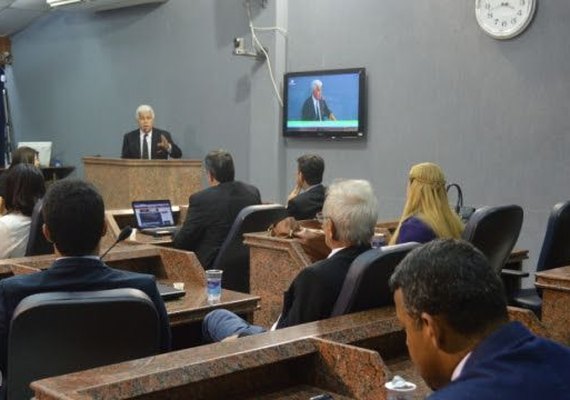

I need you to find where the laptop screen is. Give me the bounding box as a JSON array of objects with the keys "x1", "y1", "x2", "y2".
[{"x1": 132, "y1": 200, "x2": 175, "y2": 229}]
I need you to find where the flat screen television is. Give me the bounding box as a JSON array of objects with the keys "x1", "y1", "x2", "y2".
[{"x1": 283, "y1": 67, "x2": 365, "y2": 139}]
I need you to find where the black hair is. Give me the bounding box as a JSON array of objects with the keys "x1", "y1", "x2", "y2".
[
  {"x1": 297, "y1": 154, "x2": 324, "y2": 186},
  {"x1": 204, "y1": 149, "x2": 235, "y2": 183},
  {"x1": 5, "y1": 164, "x2": 46, "y2": 216},
  {"x1": 42, "y1": 179, "x2": 105, "y2": 256},
  {"x1": 11, "y1": 146, "x2": 39, "y2": 166},
  {"x1": 389, "y1": 239, "x2": 508, "y2": 335}
]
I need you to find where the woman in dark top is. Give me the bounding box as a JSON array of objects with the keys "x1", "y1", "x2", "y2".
[{"x1": 390, "y1": 162, "x2": 464, "y2": 245}]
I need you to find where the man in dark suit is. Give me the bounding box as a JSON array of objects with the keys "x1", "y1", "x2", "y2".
[
  {"x1": 172, "y1": 150, "x2": 261, "y2": 268},
  {"x1": 0, "y1": 179, "x2": 171, "y2": 383},
  {"x1": 301, "y1": 80, "x2": 336, "y2": 121},
  {"x1": 201, "y1": 179, "x2": 378, "y2": 341},
  {"x1": 390, "y1": 239, "x2": 570, "y2": 399},
  {"x1": 121, "y1": 104, "x2": 182, "y2": 159},
  {"x1": 287, "y1": 154, "x2": 325, "y2": 220}
]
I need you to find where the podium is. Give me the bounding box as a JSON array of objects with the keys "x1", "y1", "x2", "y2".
[{"x1": 83, "y1": 157, "x2": 202, "y2": 209}]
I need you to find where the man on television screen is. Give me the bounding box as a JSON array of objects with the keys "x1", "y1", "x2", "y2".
[{"x1": 301, "y1": 80, "x2": 336, "y2": 121}]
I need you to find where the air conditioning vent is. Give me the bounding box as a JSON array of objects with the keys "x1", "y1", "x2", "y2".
[{"x1": 46, "y1": 0, "x2": 168, "y2": 12}]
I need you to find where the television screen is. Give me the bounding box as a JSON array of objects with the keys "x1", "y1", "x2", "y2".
[{"x1": 283, "y1": 67, "x2": 365, "y2": 139}]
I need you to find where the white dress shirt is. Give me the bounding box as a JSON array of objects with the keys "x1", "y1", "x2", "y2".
[
  {"x1": 451, "y1": 352, "x2": 472, "y2": 381},
  {"x1": 0, "y1": 212, "x2": 32, "y2": 259}
]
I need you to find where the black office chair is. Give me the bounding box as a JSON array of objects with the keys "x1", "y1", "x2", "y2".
[
  {"x1": 331, "y1": 242, "x2": 420, "y2": 317},
  {"x1": 211, "y1": 204, "x2": 288, "y2": 293},
  {"x1": 461, "y1": 205, "x2": 524, "y2": 276},
  {"x1": 7, "y1": 288, "x2": 160, "y2": 400},
  {"x1": 510, "y1": 201, "x2": 570, "y2": 315},
  {"x1": 25, "y1": 198, "x2": 54, "y2": 256}
]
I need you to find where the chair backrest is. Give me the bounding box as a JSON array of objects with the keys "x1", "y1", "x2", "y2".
[
  {"x1": 7, "y1": 288, "x2": 160, "y2": 400},
  {"x1": 25, "y1": 198, "x2": 53, "y2": 256},
  {"x1": 331, "y1": 242, "x2": 420, "y2": 317},
  {"x1": 212, "y1": 204, "x2": 288, "y2": 293},
  {"x1": 536, "y1": 200, "x2": 570, "y2": 273},
  {"x1": 461, "y1": 204, "x2": 524, "y2": 274}
]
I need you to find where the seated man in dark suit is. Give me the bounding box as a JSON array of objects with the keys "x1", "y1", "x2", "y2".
[
  {"x1": 202, "y1": 179, "x2": 378, "y2": 341},
  {"x1": 172, "y1": 150, "x2": 261, "y2": 268},
  {"x1": 390, "y1": 239, "x2": 570, "y2": 399},
  {"x1": 0, "y1": 179, "x2": 171, "y2": 382},
  {"x1": 121, "y1": 104, "x2": 182, "y2": 159},
  {"x1": 287, "y1": 154, "x2": 325, "y2": 220}
]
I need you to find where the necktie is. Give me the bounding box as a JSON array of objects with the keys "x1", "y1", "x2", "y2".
[{"x1": 142, "y1": 134, "x2": 149, "y2": 159}]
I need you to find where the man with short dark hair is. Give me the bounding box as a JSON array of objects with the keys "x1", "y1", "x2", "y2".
[
  {"x1": 287, "y1": 154, "x2": 325, "y2": 220},
  {"x1": 0, "y1": 180, "x2": 171, "y2": 382},
  {"x1": 390, "y1": 239, "x2": 570, "y2": 399},
  {"x1": 173, "y1": 150, "x2": 261, "y2": 268}
]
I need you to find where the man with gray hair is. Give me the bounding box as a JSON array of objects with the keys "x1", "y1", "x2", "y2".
[
  {"x1": 301, "y1": 79, "x2": 336, "y2": 121},
  {"x1": 121, "y1": 104, "x2": 182, "y2": 159},
  {"x1": 202, "y1": 179, "x2": 378, "y2": 341}
]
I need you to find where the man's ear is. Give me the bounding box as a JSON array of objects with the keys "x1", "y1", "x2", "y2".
[
  {"x1": 42, "y1": 223, "x2": 53, "y2": 243},
  {"x1": 421, "y1": 312, "x2": 446, "y2": 351},
  {"x1": 327, "y1": 219, "x2": 338, "y2": 241},
  {"x1": 297, "y1": 171, "x2": 305, "y2": 186},
  {"x1": 101, "y1": 220, "x2": 108, "y2": 238}
]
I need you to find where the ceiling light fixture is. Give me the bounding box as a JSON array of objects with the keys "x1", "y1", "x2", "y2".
[{"x1": 46, "y1": 0, "x2": 84, "y2": 8}]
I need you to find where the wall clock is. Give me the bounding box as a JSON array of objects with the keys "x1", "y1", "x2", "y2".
[{"x1": 475, "y1": 0, "x2": 536, "y2": 40}]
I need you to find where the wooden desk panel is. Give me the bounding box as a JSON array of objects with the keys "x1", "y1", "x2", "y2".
[
  {"x1": 83, "y1": 157, "x2": 201, "y2": 209},
  {"x1": 536, "y1": 265, "x2": 570, "y2": 346},
  {"x1": 31, "y1": 308, "x2": 418, "y2": 400},
  {"x1": 29, "y1": 304, "x2": 552, "y2": 400}
]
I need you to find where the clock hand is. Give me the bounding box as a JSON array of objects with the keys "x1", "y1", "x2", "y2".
[{"x1": 502, "y1": 1, "x2": 515, "y2": 10}]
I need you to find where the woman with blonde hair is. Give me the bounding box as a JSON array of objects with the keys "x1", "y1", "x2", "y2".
[{"x1": 390, "y1": 162, "x2": 464, "y2": 244}]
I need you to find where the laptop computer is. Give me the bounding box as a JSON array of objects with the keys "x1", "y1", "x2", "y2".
[{"x1": 132, "y1": 200, "x2": 178, "y2": 236}]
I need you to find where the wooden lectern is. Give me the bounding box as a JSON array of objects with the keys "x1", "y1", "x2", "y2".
[{"x1": 83, "y1": 157, "x2": 202, "y2": 209}]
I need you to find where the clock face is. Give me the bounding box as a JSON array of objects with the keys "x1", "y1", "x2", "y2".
[{"x1": 475, "y1": 0, "x2": 536, "y2": 40}]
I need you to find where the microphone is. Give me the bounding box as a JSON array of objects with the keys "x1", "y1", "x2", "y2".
[{"x1": 101, "y1": 226, "x2": 133, "y2": 260}]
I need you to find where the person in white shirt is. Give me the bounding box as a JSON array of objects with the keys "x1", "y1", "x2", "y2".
[{"x1": 0, "y1": 164, "x2": 45, "y2": 259}]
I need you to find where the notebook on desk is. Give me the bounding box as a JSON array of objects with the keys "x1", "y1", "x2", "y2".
[{"x1": 132, "y1": 200, "x2": 178, "y2": 236}]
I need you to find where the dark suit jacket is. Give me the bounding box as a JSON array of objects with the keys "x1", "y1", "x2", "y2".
[
  {"x1": 0, "y1": 257, "x2": 171, "y2": 378},
  {"x1": 301, "y1": 96, "x2": 333, "y2": 121},
  {"x1": 121, "y1": 128, "x2": 182, "y2": 159},
  {"x1": 276, "y1": 245, "x2": 369, "y2": 329},
  {"x1": 287, "y1": 184, "x2": 325, "y2": 220},
  {"x1": 430, "y1": 322, "x2": 570, "y2": 399},
  {"x1": 172, "y1": 181, "x2": 261, "y2": 268},
  {"x1": 0, "y1": 173, "x2": 6, "y2": 199}
]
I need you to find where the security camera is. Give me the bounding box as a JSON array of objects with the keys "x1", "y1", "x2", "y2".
[{"x1": 233, "y1": 37, "x2": 245, "y2": 55}]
